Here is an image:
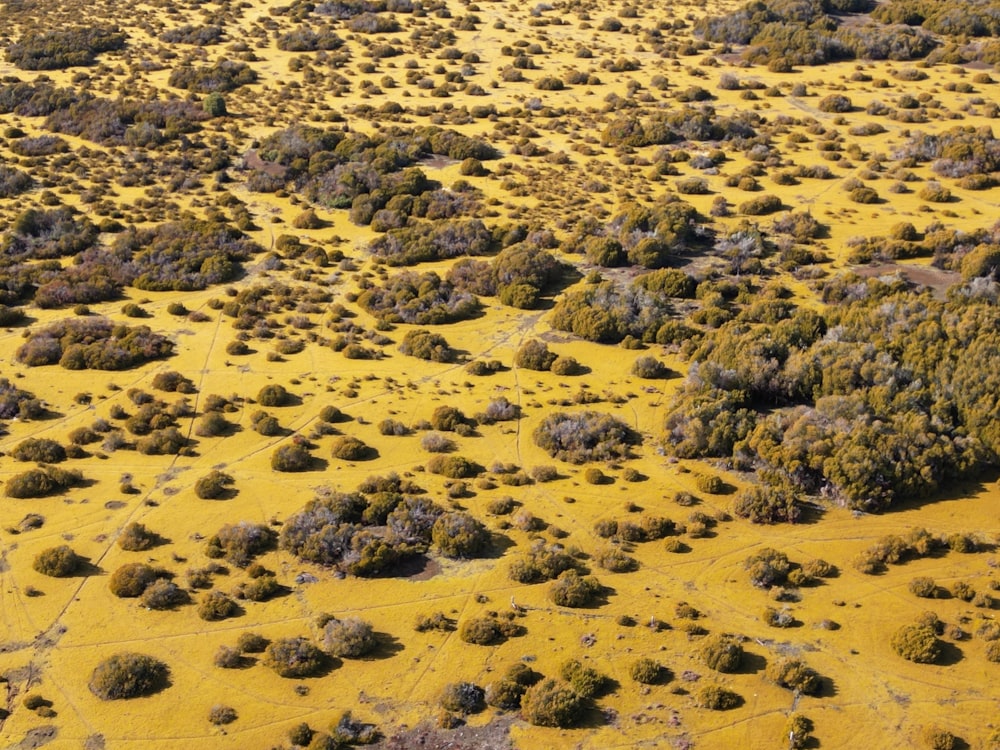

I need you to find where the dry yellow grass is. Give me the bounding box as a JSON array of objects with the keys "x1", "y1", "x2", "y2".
[{"x1": 0, "y1": 0, "x2": 999, "y2": 748}]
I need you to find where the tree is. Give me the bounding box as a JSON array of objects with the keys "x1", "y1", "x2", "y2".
[
  {"x1": 89, "y1": 653, "x2": 169, "y2": 700},
  {"x1": 203, "y1": 92, "x2": 227, "y2": 117}
]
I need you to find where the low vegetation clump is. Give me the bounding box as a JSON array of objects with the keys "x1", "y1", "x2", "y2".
[
  {"x1": 520, "y1": 678, "x2": 583, "y2": 728},
  {"x1": 109, "y1": 563, "x2": 162, "y2": 597},
  {"x1": 440, "y1": 681, "x2": 485, "y2": 714},
  {"x1": 765, "y1": 658, "x2": 823, "y2": 695},
  {"x1": 398, "y1": 329, "x2": 454, "y2": 362},
  {"x1": 891, "y1": 621, "x2": 942, "y2": 664},
  {"x1": 322, "y1": 617, "x2": 376, "y2": 658},
  {"x1": 549, "y1": 570, "x2": 603, "y2": 607},
  {"x1": 88, "y1": 653, "x2": 169, "y2": 700},
  {"x1": 197, "y1": 591, "x2": 239, "y2": 621},
  {"x1": 533, "y1": 411, "x2": 639, "y2": 463},
  {"x1": 11, "y1": 437, "x2": 66, "y2": 463},
  {"x1": 16, "y1": 318, "x2": 173, "y2": 370},
  {"x1": 205, "y1": 522, "x2": 277, "y2": 567},
  {"x1": 194, "y1": 470, "x2": 235, "y2": 500},
  {"x1": 629, "y1": 658, "x2": 664, "y2": 684},
  {"x1": 432, "y1": 512, "x2": 490, "y2": 558},
  {"x1": 33, "y1": 545, "x2": 83, "y2": 577},
  {"x1": 701, "y1": 634, "x2": 744, "y2": 673},
  {"x1": 695, "y1": 684, "x2": 741, "y2": 710},
  {"x1": 264, "y1": 637, "x2": 326, "y2": 678},
  {"x1": 8, "y1": 25, "x2": 127, "y2": 70},
  {"x1": 458, "y1": 614, "x2": 520, "y2": 646}
]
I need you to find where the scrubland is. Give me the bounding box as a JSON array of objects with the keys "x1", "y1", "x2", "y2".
[{"x1": 0, "y1": 0, "x2": 999, "y2": 747}]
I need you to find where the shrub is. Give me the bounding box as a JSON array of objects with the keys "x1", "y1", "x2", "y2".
[
  {"x1": 88, "y1": 653, "x2": 169, "y2": 700},
  {"x1": 109, "y1": 563, "x2": 160, "y2": 597},
  {"x1": 440, "y1": 682, "x2": 485, "y2": 714},
  {"x1": 195, "y1": 470, "x2": 235, "y2": 500},
  {"x1": 426, "y1": 454, "x2": 481, "y2": 479},
  {"x1": 140, "y1": 580, "x2": 188, "y2": 609},
  {"x1": 399, "y1": 329, "x2": 454, "y2": 361},
  {"x1": 236, "y1": 632, "x2": 269, "y2": 653},
  {"x1": 560, "y1": 659, "x2": 608, "y2": 698},
  {"x1": 631, "y1": 356, "x2": 670, "y2": 379},
  {"x1": 194, "y1": 411, "x2": 232, "y2": 438},
  {"x1": 118, "y1": 522, "x2": 159, "y2": 551},
  {"x1": 257, "y1": 384, "x2": 289, "y2": 407},
  {"x1": 738, "y1": 195, "x2": 783, "y2": 215},
  {"x1": 695, "y1": 684, "x2": 741, "y2": 710},
  {"x1": 330, "y1": 436, "x2": 375, "y2": 461},
  {"x1": 264, "y1": 637, "x2": 325, "y2": 677},
  {"x1": 414, "y1": 612, "x2": 454, "y2": 632},
  {"x1": 701, "y1": 634, "x2": 743, "y2": 672},
  {"x1": 920, "y1": 725, "x2": 958, "y2": 750},
  {"x1": 533, "y1": 411, "x2": 638, "y2": 463},
  {"x1": 515, "y1": 339, "x2": 557, "y2": 371},
  {"x1": 629, "y1": 658, "x2": 664, "y2": 684},
  {"x1": 909, "y1": 577, "x2": 939, "y2": 598},
  {"x1": 322, "y1": 617, "x2": 376, "y2": 658},
  {"x1": 765, "y1": 657, "x2": 822, "y2": 694},
  {"x1": 11, "y1": 438, "x2": 66, "y2": 463},
  {"x1": 818, "y1": 94, "x2": 852, "y2": 113},
  {"x1": 432, "y1": 512, "x2": 490, "y2": 558},
  {"x1": 208, "y1": 705, "x2": 237, "y2": 725},
  {"x1": 33, "y1": 545, "x2": 82, "y2": 577},
  {"x1": 6, "y1": 465, "x2": 84, "y2": 498},
  {"x1": 744, "y1": 548, "x2": 792, "y2": 588},
  {"x1": 197, "y1": 591, "x2": 239, "y2": 621},
  {"x1": 520, "y1": 679, "x2": 583, "y2": 728},
  {"x1": 8, "y1": 25, "x2": 127, "y2": 70},
  {"x1": 459, "y1": 616, "x2": 507, "y2": 645},
  {"x1": 550, "y1": 356, "x2": 581, "y2": 376},
  {"x1": 549, "y1": 570, "x2": 602, "y2": 607},
  {"x1": 271, "y1": 443, "x2": 314, "y2": 472},
  {"x1": 205, "y1": 521, "x2": 276, "y2": 567},
  {"x1": 594, "y1": 546, "x2": 638, "y2": 573},
  {"x1": 891, "y1": 622, "x2": 941, "y2": 663},
  {"x1": 16, "y1": 318, "x2": 172, "y2": 370}
]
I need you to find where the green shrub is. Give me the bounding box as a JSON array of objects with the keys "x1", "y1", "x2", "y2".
[
  {"x1": 197, "y1": 590, "x2": 239, "y2": 621},
  {"x1": 6, "y1": 465, "x2": 84, "y2": 498},
  {"x1": 322, "y1": 617, "x2": 376, "y2": 658},
  {"x1": 765, "y1": 657, "x2": 822, "y2": 694},
  {"x1": 257, "y1": 384, "x2": 289, "y2": 407},
  {"x1": 109, "y1": 563, "x2": 160, "y2": 597},
  {"x1": 520, "y1": 679, "x2": 583, "y2": 728},
  {"x1": 205, "y1": 521, "x2": 276, "y2": 567},
  {"x1": 629, "y1": 657, "x2": 664, "y2": 684},
  {"x1": 738, "y1": 195, "x2": 782, "y2": 215},
  {"x1": 140, "y1": 580, "x2": 188, "y2": 609},
  {"x1": 399, "y1": 329, "x2": 454, "y2": 361},
  {"x1": 271, "y1": 443, "x2": 314, "y2": 472},
  {"x1": 701, "y1": 634, "x2": 744, "y2": 672},
  {"x1": 195, "y1": 470, "x2": 235, "y2": 499},
  {"x1": 432, "y1": 512, "x2": 490, "y2": 558},
  {"x1": 11, "y1": 438, "x2": 66, "y2": 463},
  {"x1": 549, "y1": 570, "x2": 602, "y2": 607},
  {"x1": 515, "y1": 339, "x2": 557, "y2": 371},
  {"x1": 117, "y1": 522, "x2": 159, "y2": 552},
  {"x1": 330, "y1": 436, "x2": 375, "y2": 461},
  {"x1": 88, "y1": 653, "x2": 169, "y2": 700},
  {"x1": 33, "y1": 545, "x2": 83, "y2": 577},
  {"x1": 631, "y1": 356, "x2": 670, "y2": 379},
  {"x1": 440, "y1": 681, "x2": 485, "y2": 713},
  {"x1": 559, "y1": 659, "x2": 608, "y2": 698},
  {"x1": 8, "y1": 25, "x2": 127, "y2": 70},
  {"x1": 459, "y1": 615, "x2": 515, "y2": 645},
  {"x1": 550, "y1": 356, "x2": 581, "y2": 376},
  {"x1": 694, "y1": 684, "x2": 741, "y2": 710},
  {"x1": 264, "y1": 637, "x2": 325, "y2": 677},
  {"x1": 891, "y1": 622, "x2": 941, "y2": 663},
  {"x1": 533, "y1": 411, "x2": 639, "y2": 463}
]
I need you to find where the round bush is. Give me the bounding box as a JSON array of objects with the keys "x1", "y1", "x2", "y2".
[
  {"x1": 432, "y1": 512, "x2": 490, "y2": 558},
  {"x1": 33, "y1": 545, "x2": 82, "y2": 577},
  {"x1": 891, "y1": 623, "x2": 941, "y2": 664},
  {"x1": 559, "y1": 659, "x2": 608, "y2": 699},
  {"x1": 322, "y1": 617, "x2": 376, "y2": 658},
  {"x1": 629, "y1": 657, "x2": 663, "y2": 684},
  {"x1": 257, "y1": 384, "x2": 289, "y2": 407},
  {"x1": 520, "y1": 679, "x2": 583, "y2": 728},
  {"x1": 440, "y1": 681, "x2": 485, "y2": 714},
  {"x1": 140, "y1": 580, "x2": 188, "y2": 609},
  {"x1": 118, "y1": 521, "x2": 159, "y2": 551},
  {"x1": 109, "y1": 563, "x2": 159, "y2": 597},
  {"x1": 195, "y1": 470, "x2": 234, "y2": 499},
  {"x1": 89, "y1": 653, "x2": 169, "y2": 700},
  {"x1": 549, "y1": 570, "x2": 602, "y2": 607},
  {"x1": 197, "y1": 590, "x2": 239, "y2": 621},
  {"x1": 264, "y1": 637, "x2": 325, "y2": 678},
  {"x1": 695, "y1": 684, "x2": 741, "y2": 710},
  {"x1": 330, "y1": 436, "x2": 374, "y2": 461},
  {"x1": 701, "y1": 634, "x2": 744, "y2": 672}
]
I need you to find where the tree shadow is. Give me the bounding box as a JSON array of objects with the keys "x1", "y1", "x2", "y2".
[
  {"x1": 481, "y1": 532, "x2": 516, "y2": 559},
  {"x1": 815, "y1": 676, "x2": 838, "y2": 699},
  {"x1": 736, "y1": 651, "x2": 767, "y2": 675},
  {"x1": 363, "y1": 632, "x2": 405, "y2": 661},
  {"x1": 936, "y1": 641, "x2": 963, "y2": 667}
]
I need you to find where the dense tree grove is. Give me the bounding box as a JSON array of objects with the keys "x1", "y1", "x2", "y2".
[
  {"x1": 7, "y1": 25, "x2": 127, "y2": 70},
  {"x1": 663, "y1": 278, "x2": 1000, "y2": 512}
]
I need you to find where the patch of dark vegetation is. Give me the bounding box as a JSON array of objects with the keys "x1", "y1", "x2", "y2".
[
  {"x1": 7, "y1": 26, "x2": 127, "y2": 70},
  {"x1": 533, "y1": 411, "x2": 639, "y2": 463},
  {"x1": 16, "y1": 318, "x2": 173, "y2": 370}
]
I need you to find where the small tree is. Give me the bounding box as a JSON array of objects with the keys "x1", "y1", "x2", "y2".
[
  {"x1": 432, "y1": 512, "x2": 489, "y2": 558},
  {"x1": 89, "y1": 653, "x2": 169, "y2": 700},
  {"x1": 701, "y1": 634, "x2": 744, "y2": 673},
  {"x1": 323, "y1": 617, "x2": 376, "y2": 658},
  {"x1": 33, "y1": 545, "x2": 82, "y2": 577},
  {"x1": 264, "y1": 637, "x2": 325, "y2": 677},
  {"x1": 891, "y1": 622, "x2": 941, "y2": 664},
  {"x1": 203, "y1": 92, "x2": 227, "y2": 117},
  {"x1": 520, "y1": 679, "x2": 582, "y2": 728}
]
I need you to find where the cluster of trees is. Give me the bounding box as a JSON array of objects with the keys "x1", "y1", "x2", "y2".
[
  {"x1": 358, "y1": 271, "x2": 479, "y2": 325},
  {"x1": 253, "y1": 123, "x2": 497, "y2": 229},
  {"x1": 550, "y1": 280, "x2": 676, "y2": 344},
  {"x1": 448, "y1": 239, "x2": 568, "y2": 309},
  {"x1": 276, "y1": 24, "x2": 344, "y2": 51},
  {"x1": 533, "y1": 411, "x2": 639, "y2": 463},
  {"x1": 366, "y1": 218, "x2": 492, "y2": 265},
  {"x1": 664, "y1": 279, "x2": 1000, "y2": 512},
  {"x1": 278, "y1": 476, "x2": 492, "y2": 575},
  {"x1": 159, "y1": 24, "x2": 224, "y2": 45},
  {"x1": 601, "y1": 106, "x2": 760, "y2": 148},
  {"x1": 873, "y1": 0, "x2": 1000, "y2": 37},
  {"x1": 167, "y1": 60, "x2": 258, "y2": 93},
  {"x1": 695, "y1": 0, "x2": 941, "y2": 66},
  {"x1": 16, "y1": 317, "x2": 173, "y2": 370},
  {"x1": 894, "y1": 126, "x2": 1000, "y2": 180},
  {"x1": 7, "y1": 25, "x2": 127, "y2": 70}
]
